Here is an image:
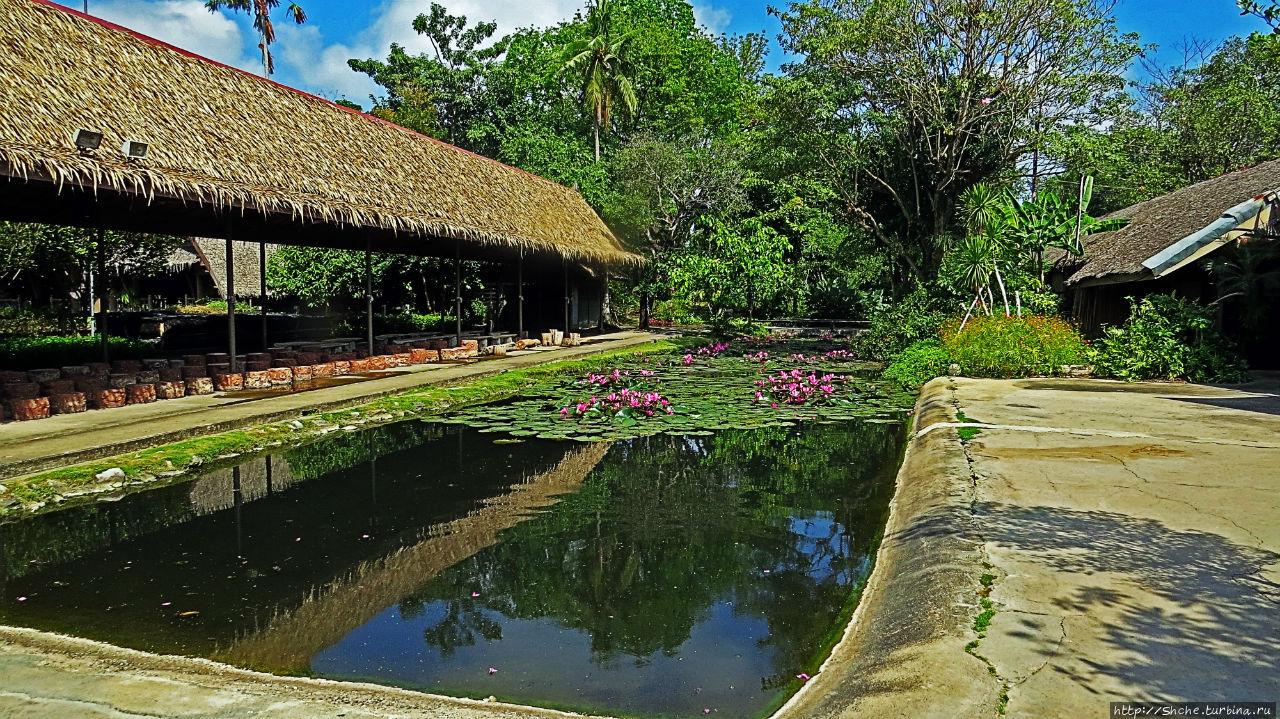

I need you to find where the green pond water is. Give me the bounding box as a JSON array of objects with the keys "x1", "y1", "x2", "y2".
[{"x1": 0, "y1": 343, "x2": 910, "y2": 718}]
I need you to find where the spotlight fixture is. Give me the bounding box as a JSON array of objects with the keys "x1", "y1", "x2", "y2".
[
  {"x1": 120, "y1": 140, "x2": 149, "y2": 160},
  {"x1": 73, "y1": 128, "x2": 103, "y2": 151}
]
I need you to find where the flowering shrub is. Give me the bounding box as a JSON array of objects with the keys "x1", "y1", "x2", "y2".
[
  {"x1": 754, "y1": 369, "x2": 851, "y2": 406},
  {"x1": 940, "y1": 314, "x2": 1087, "y2": 378}
]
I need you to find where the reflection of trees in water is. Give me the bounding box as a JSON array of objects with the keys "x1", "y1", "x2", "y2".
[
  {"x1": 402, "y1": 598, "x2": 504, "y2": 656},
  {"x1": 399, "y1": 421, "x2": 903, "y2": 676}
]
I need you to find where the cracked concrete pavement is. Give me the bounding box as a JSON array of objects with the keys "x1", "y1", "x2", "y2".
[{"x1": 776, "y1": 376, "x2": 1279, "y2": 719}]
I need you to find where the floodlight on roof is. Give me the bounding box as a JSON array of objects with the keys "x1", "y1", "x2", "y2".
[
  {"x1": 120, "y1": 140, "x2": 149, "y2": 160},
  {"x1": 73, "y1": 128, "x2": 103, "y2": 151}
]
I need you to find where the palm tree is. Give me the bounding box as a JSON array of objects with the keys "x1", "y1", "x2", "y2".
[
  {"x1": 562, "y1": 0, "x2": 638, "y2": 162},
  {"x1": 206, "y1": 0, "x2": 306, "y2": 78}
]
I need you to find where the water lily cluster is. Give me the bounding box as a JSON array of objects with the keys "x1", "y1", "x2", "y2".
[
  {"x1": 560, "y1": 387, "x2": 674, "y2": 419},
  {"x1": 577, "y1": 368, "x2": 658, "y2": 389},
  {"x1": 785, "y1": 349, "x2": 857, "y2": 363},
  {"x1": 754, "y1": 369, "x2": 851, "y2": 406}
]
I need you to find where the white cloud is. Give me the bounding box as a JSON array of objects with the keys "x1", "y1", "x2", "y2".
[
  {"x1": 84, "y1": 0, "x2": 258, "y2": 73},
  {"x1": 691, "y1": 2, "x2": 731, "y2": 34},
  {"x1": 60, "y1": 0, "x2": 608, "y2": 103},
  {"x1": 275, "y1": 0, "x2": 585, "y2": 102}
]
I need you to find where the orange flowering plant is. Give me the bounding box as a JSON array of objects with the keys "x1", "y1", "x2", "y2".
[{"x1": 940, "y1": 314, "x2": 1088, "y2": 378}]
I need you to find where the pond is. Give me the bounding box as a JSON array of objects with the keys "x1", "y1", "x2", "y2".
[
  {"x1": 0, "y1": 339, "x2": 914, "y2": 717},
  {"x1": 0, "y1": 416, "x2": 904, "y2": 718}
]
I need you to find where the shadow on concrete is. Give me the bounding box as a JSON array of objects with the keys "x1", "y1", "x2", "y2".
[
  {"x1": 968, "y1": 502, "x2": 1279, "y2": 701},
  {"x1": 1167, "y1": 394, "x2": 1280, "y2": 417}
]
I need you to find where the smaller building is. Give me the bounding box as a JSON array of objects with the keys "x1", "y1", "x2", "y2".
[{"x1": 1053, "y1": 160, "x2": 1280, "y2": 364}]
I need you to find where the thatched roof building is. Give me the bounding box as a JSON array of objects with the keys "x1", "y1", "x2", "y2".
[
  {"x1": 1053, "y1": 160, "x2": 1280, "y2": 333},
  {"x1": 191, "y1": 239, "x2": 278, "y2": 299},
  {"x1": 1056, "y1": 159, "x2": 1280, "y2": 288},
  {"x1": 0, "y1": 0, "x2": 639, "y2": 267}
]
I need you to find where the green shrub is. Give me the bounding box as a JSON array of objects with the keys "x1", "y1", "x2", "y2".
[
  {"x1": 853, "y1": 287, "x2": 946, "y2": 360},
  {"x1": 0, "y1": 335, "x2": 154, "y2": 369},
  {"x1": 335, "y1": 312, "x2": 454, "y2": 336},
  {"x1": 882, "y1": 339, "x2": 951, "y2": 388},
  {"x1": 1091, "y1": 295, "x2": 1249, "y2": 383},
  {"x1": 941, "y1": 314, "x2": 1088, "y2": 378}
]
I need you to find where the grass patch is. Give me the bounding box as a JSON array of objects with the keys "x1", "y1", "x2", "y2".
[
  {"x1": 973, "y1": 597, "x2": 995, "y2": 635},
  {"x1": 955, "y1": 409, "x2": 983, "y2": 441},
  {"x1": 980, "y1": 572, "x2": 996, "y2": 587}
]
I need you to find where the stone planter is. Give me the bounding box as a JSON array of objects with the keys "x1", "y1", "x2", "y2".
[
  {"x1": 60, "y1": 365, "x2": 90, "y2": 378},
  {"x1": 143, "y1": 358, "x2": 168, "y2": 370},
  {"x1": 214, "y1": 373, "x2": 244, "y2": 392},
  {"x1": 159, "y1": 368, "x2": 183, "y2": 382},
  {"x1": 181, "y1": 366, "x2": 206, "y2": 379},
  {"x1": 331, "y1": 360, "x2": 351, "y2": 376},
  {"x1": 311, "y1": 362, "x2": 334, "y2": 378},
  {"x1": 10, "y1": 397, "x2": 50, "y2": 421},
  {"x1": 27, "y1": 368, "x2": 61, "y2": 383},
  {"x1": 186, "y1": 377, "x2": 215, "y2": 396},
  {"x1": 126, "y1": 384, "x2": 157, "y2": 404},
  {"x1": 182, "y1": 354, "x2": 207, "y2": 367},
  {"x1": 156, "y1": 381, "x2": 186, "y2": 400},
  {"x1": 292, "y1": 365, "x2": 313, "y2": 381},
  {"x1": 4, "y1": 383, "x2": 40, "y2": 400},
  {"x1": 244, "y1": 370, "x2": 273, "y2": 389},
  {"x1": 108, "y1": 374, "x2": 135, "y2": 389},
  {"x1": 50, "y1": 392, "x2": 87, "y2": 414},
  {"x1": 89, "y1": 388, "x2": 127, "y2": 409},
  {"x1": 268, "y1": 367, "x2": 293, "y2": 385},
  {"x1": 111, "y1": 360, "x2": 142, "y2": 373},
  {"x1": 75, "y1": 378, "x2": 106, "y2": 393},
  {"x1": 40, "y1": 379, "x2": 76, "y2": 396}
]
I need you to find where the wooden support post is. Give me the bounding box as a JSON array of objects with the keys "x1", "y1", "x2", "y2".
[
  {"x1": 563, "y1": 258, "x2": 570, "y2": 336},
  {"x1": 365, "y1": 239, "x2": 374, "y2": 356},
  {"x1": 599, "y1": 266, "x2": 607, "y2": 331},
  {"x1": 454, "y1": 240, "x2": 462, "y2": 347},
  {"x1": 96, "y1": 228, "x2": 109, "y2": 362},
  {"x1": 226, "y1": 233, "x2": 236, "y2": 369},
  {"x1": 259, "y1": 240, "x2": 268, "y2": 351},
  {"x1": 517, "y1": 250, "x2": 524, "y2": 339}
]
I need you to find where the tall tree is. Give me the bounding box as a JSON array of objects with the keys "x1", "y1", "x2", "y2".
[
  {"x1": 776, "y1": 0, "x2": 1140, "y2": 283},
  {"x1": 205, "y1": 0, "x2": 306, "y2": 77},
  {"x1": 562, "y1": 0, "x2": 639, "y2": 161},
  {"x1": 349, "y1": 4, "x2": 505, "y2": 146}
]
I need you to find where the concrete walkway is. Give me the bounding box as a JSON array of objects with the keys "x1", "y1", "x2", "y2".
[
  {"x1": 0, "y1": 331, "x2": 662, "y2": 480},
  {"x1": 778, "y1": 376, "x2": 1280, "y2": 718}
]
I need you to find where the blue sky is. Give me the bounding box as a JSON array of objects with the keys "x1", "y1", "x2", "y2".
[{"x1": 57, "y1": 0, "x2": 1269, "y2": 104}]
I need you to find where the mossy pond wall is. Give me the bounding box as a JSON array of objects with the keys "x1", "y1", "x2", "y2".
[{"x1": 0, "y1": 340, "x2": 911, "y2": 718}]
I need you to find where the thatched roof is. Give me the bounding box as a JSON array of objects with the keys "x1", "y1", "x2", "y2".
[
  {"x1": 0, "y1": 0, "x2": 639, "y2": 266},
  {"x1": 1057, "y1": 159, "x2": 1280, "y2": 286},
  {"x1": 191, "y1": 238, "x2": 278, "y2": 298}
]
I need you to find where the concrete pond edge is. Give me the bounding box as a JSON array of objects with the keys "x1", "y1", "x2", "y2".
[{"x1": 771, "y1": 376, "x2": 1004, "y2": 719}]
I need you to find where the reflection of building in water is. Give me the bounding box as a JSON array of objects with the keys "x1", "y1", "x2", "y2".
[
  {"x1": 187, "y1": 456, "x2": 297, "y2": 516},
  {"x1": 217, "y1": 441, "x2": 612, "y2": 673}
]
